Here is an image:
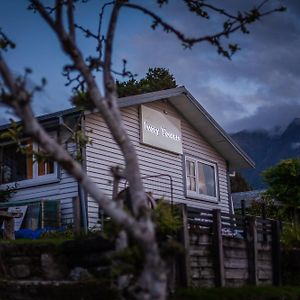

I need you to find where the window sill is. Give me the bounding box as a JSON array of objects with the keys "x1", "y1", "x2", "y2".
[
  {"x1": 1, "y1": 176, "x2": 60, "y2": 190},
  {"x1": 186, "y1": 192, "x2": 219, "y2": 203}
]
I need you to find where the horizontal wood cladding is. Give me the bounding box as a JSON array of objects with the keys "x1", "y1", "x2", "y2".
[
  {"x1": 85, "y1": 100, "x2": 230, "y2": 227},
  {"x1": 7, "y1": 142, "x2": 79, "y2": 225}
]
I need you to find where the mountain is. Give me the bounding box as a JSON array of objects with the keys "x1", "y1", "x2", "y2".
[{"x1": 231, "y1": 118, "x2": 300, "y2": 189}]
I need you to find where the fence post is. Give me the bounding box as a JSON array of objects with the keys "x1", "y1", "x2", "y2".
[
  {"x1": 212, "y1": 209, "x2": 225, "y2": 287},
  {"x1": 272, "y1": 220, "x2": 282, "y2": 286},
  {"x1": 246, "y1": 216, "x2": 258, "y2": 285},
  {"x1": 73, "y1": 196, "x2": 81, "y2": 236},
  {"x1": 3, "y1": 218, "x2": 15, "y2": 240},
  {"x1": 178, "y1": 204, "x2": 191, "y2": 287},
  {"x1": 241, "y1": 200, "x2": 247, "y2": 238},
  {"x1": 262, "y1": 203, "x2": 268, "y2": 243}
]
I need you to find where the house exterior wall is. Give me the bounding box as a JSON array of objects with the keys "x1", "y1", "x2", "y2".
[
  {"x1": 85, "y1": 100, "x2": 230, "y2": 227},
  {"x1": 4, "y1": 128, "x2": 79, "y2": 225}
]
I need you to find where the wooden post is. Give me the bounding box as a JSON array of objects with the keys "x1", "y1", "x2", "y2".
[
  {"x1": 272, "y1": 220, "x2": 282, "y2": 286},
  {"x1": 262, "y1": 203, "x2": 267, "y2": 243},
  {"x1": 0, "y1": 211, "x2": 22, "y2": 240},
  {"x1": 241, "y1": 200, "x2": 247, "y2": 238},
  {"x1": 73, "y1": 196, "x2": 81, "y2": 236},
  {"x1": 178, "y1": 204, "x2": 191, "y2": 287},
  {"x1": 246, "y1": 216, "x2": 258, "y2": 285},
  {"x1": 3, "y1": 217, "x2": 15, "y2": 240},
  {"x1": 212, "y1": 209, "x2": 225, "y2": 287}
]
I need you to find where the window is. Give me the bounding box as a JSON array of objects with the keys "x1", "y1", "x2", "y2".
[
  {"x1": 185, "y1": 156, "x2": 218, "y2": 201},
  {"x1": 0, "y1": 137, "x2": 58, "y2": 186}
]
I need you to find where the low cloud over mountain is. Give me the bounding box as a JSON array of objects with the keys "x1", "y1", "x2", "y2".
[{"x1": 231, "y1": 118, "x2": 300, "y2": 189}]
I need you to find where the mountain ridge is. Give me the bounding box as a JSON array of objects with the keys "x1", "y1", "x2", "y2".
[{"x1": 230, "y1": 118, "x2": 300, "y2": 189}]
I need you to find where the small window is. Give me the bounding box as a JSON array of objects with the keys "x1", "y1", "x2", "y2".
[
  {"x1": 37, "y1": 144, "x2": 55, "y2": 177},
  {"x1": 185, "y1": 156, "x2": 218, "y2": 201},
  {"x1": 0, "y1": 135, "x2": 58, "y2": 186}
]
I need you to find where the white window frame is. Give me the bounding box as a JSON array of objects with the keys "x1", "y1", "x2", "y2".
[
  {"x1": 185, "y1": 155, "x2": 219, "y2": 202},
  {"x1": 0, "y1": 134, "x2": 59, "y2": 189}
]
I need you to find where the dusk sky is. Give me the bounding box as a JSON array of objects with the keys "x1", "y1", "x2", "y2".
[{"x1": 0, "y1": 0, "x2": 299, "y2": 133}]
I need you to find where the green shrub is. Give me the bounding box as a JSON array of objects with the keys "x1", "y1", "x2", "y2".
[{"x1": 281, "y1": 223, "x2": 300, "y2": 249}]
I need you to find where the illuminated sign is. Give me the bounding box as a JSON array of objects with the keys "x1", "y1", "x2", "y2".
[{"x1": 140, "y1": 105, "x2": 183, "y2": 154}]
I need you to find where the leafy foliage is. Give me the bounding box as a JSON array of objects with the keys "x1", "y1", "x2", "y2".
[
  {"x1": 70, "y1": 91, "x2": 94, "y2": 110},
  {"x1": 244, "y1": 196, "x2": 286, "y2": 221},
  {"x1": 102, "y1": 199, "x2": 183, "y2": 294},
  {"x1": 281, "y1": 223, "x2": 300, "y2": 249},
  {"x1": 116, "y1": 67, "x2": 177, "y2": 97},
  {"x1": 152, "y1": 200, "x2": 181, "y2": 236},
  {"x1": 263, "y1": 158, "x2": 300, "y2": 208},
  {"x1": 0, "y1": 119, "x2": 23, "y2": 146}
]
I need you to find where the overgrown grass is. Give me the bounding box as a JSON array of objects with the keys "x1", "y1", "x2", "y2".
[{"x1": 173, "y1": 286, "x2": 300, "y2": 300}]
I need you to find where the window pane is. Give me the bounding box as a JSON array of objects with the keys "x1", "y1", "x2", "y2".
[
  {"x1": 186, "y1": 160, "x2": 196, "y2": 191},
  {"x1": 0, "y1": 142, "x2": 33, "y2": 184},
  {"x1": 198, "y1": 162, "x2": 216, "y2": 197},
  {"x1": 190, "y1": 177, "x2": 196, "y2": 192},
  {"x1": 189, "y1": 161, "x2": 196, "y2": 176},
  {"x1": 37, "y1": 144, "x2": 55, "y2": 176},
  {"x1": 38, "y1": 160, "x2": 54, "y2": 176},
  {"x1": 186, "y1": 160, "x2": 195, "y2": 176}
]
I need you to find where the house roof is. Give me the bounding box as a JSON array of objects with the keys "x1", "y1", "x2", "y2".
[
  {"x1": 232, "y1": 190, "x2": 266, "y2": 209},
  {"x1": 0, "y1": 86, "x2": 254, "y2": 169},
  {"x1": 117, "y1": 86, "x2": 255, "y2": 170},
  {"x1": 0, "y1": 107, "x2": 81, "y2": 132}
]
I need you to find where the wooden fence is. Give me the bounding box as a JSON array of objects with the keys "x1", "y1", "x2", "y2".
[{"x1": 177, "y1": 205, "x2": 281, "y2": 288}]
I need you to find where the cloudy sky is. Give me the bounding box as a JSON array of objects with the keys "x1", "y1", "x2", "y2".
[{"x1": 0, "y1": 0, "x2": 299, "y2": 133}]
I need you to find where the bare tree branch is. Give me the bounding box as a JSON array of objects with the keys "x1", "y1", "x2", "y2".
[
  {"x1": 27, "y1": 2, "x2": 166, "y2": 297},
  {"x1": 0, "y1": 53, "x2": 148, "y2": 241},
  {"x1": 0, "y1": 29, "x2": 16, "y2": 51},
  {"x1": 123, "y1": 1, "x2": 285, "y2": 57},
  {"x1": 55, "y1": 0, "x2": 63, "y2": 35},
  {"x1": 67, "y1": 0, "x2": 76, "y2": 42},
  {"x1": 97, "y1": 1, "x2": 114, "y2": 60},
  {"x1": 0, "y1": 1, "x2": 285, "y2": 299}
]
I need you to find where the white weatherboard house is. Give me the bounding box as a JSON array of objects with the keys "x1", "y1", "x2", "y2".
[{"x1": 0, "y1": 87, "x2": 254, "y2": 229}]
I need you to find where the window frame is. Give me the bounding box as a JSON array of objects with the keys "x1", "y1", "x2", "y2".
[
  {"x1": 0, "y1": 135, "x2": 59, "y2": 189},
  {"x1": 184, "y1": 155, "x2": 219, "y2": 202}
]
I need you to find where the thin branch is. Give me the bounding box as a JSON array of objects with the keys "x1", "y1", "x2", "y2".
[
  {"x1": 74, "y1": 24, "x2": 99, "y2": 39},
  {"x1": 103, "y1": 1, "x2": 147, "y2": 217},
  {"x1": 97, "y1": 1, "x2": 115, "y2": 60},
  {"x1": 103, "y1": 1, "x2": 120, "y2": 97},
  {"x1": 67, "y1": 0, "x2": 76, "y2": 42},
  {"x1": 31, "y1": 0, "x2": 147, "y2": 217},
  {"x1": 0, "y1": 53, "x2": 144, "y2": 240},
  {"x1": 0, "y1": 29, "x2": 16, "y2": 51},
  {"x1": 55, "y1": 0, "x2": 63, "y2": 34},
  {"x1": 30, "y1": 0, "x2": 58, "y2": 32},
  {"x1": 123, "y1": 1, "x2": 285, "y2": 53},
  {"x1": 257, "y1": 0, "x2": 269, "y2": 10}
]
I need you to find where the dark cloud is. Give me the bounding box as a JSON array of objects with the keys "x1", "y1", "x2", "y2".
[
  {"x1": 226, "y1": 102, "x2": 300, "y2": 133},
  {"x1": 0, "y1": 0, "x2": 299, "y2": 134},
  {"x1": 117, "y1": 0, "x2": 300, "y2": 133}
]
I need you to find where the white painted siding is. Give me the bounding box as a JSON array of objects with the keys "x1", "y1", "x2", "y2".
[
  {"x1": 6, "y1": 133, "x2": 79, "y2": 225},
  {"x1": 85, "y1": 100, "x2": 230, "y2": 227}
]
